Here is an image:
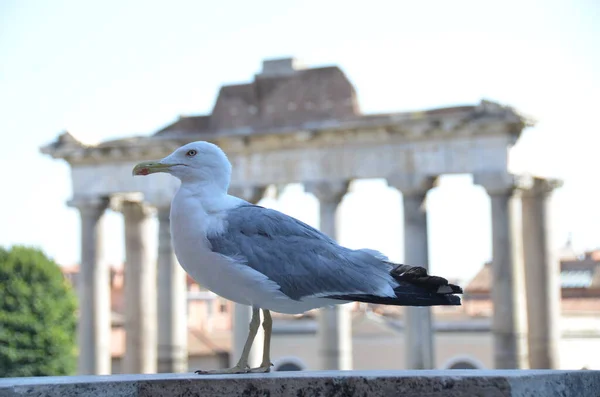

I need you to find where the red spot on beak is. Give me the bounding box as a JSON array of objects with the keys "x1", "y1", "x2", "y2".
[{"x1": 139, "y1": 168, "x2": 150, "y2": 175}]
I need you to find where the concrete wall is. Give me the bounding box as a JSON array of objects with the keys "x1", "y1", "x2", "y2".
[{"x1": 1, "y1": 370, "x2": 599, "y2": 396}]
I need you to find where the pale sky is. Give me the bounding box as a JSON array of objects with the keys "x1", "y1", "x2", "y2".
[{"x1": 0, "y1": 0, "x2": 598, "y2": 283}]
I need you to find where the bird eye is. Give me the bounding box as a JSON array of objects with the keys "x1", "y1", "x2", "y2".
[{"x1": 186, "y1": 149, "x2": 197, "y2": 157}]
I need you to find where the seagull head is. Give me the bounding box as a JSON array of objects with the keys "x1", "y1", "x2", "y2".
[{"x1": 132, "y1": 141, "x2": 232, "y2": 189}]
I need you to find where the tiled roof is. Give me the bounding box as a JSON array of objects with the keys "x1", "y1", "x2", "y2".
[
  {"x1": 464, "y1": 262, "x2": 492, "y2": 293},
  {"x1": 110, "y1": 326, "x2": 230, "y2": 358},
  {"x1": 466, "y1": 251, "x2": 600, "y2": 293}
]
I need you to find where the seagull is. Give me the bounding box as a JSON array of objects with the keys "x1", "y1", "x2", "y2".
[{"x1": 132, "y1": 141, "x2": 462, "y2": 374}]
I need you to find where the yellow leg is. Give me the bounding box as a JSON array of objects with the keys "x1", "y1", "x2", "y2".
[
  {"x1": 248, "y1": 309, "x2": 273, "y2": 373},
  {"x1": 195, "y1": 307, "x2": 261, "y2": 375}
]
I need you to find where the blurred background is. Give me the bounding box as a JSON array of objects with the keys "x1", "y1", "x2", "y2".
[{"x1": 0, "y1": 0, "x2": 598, "y2": 377}]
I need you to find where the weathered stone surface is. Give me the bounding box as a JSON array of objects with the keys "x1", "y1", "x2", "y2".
[{"x1": 1, "y1": 370, "x2": 599, "y2": 397}]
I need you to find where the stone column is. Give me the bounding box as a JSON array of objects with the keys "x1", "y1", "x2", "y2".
[
  {"x1": 68, "y1": 197, "x2": 111, "y2": 375},
  {"x1": 521, "y1": 177, "x2": 563, "y2": 369},
  {"x1": 474, "y1": 173, "x2": 528, "y2": 369},
  {"x1": 305, "y1": 180, "x2": 352, "y2": 371},
  {"x1": 388, "y1": 174, "x2": 436, "y2": 370},
  {"x1": 156, "y1": 204, "x2": 188, "y2": 373},
  {"x1": 121, "y1": 200, "x2": 157, "y2": 373},
  {"x1": 228, "y1": 186, "x2": 266, "y2": 368}
]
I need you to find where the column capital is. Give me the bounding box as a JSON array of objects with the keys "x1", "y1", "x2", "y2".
[
  {"x1": 228, "y1": 186, "x2": 266, "y2": 204},
  {"x1": 520, "y1": 176, "x2": 563, "y2": 199},
  {"x1": 67, "y1": 196, "x2": 109, "y2": 216},
  {"x1": 473, "y1": 172, "x2": 526, "y2": 196},
  {"x1": 111, "y1": 196, "x2": 155, "y2": 219},
  {"x1": 387, "y1": 174, "x2": 436, "y2": 197},
  {"x1": 109, "y1": 193, "x2": 155, "y2": 217},
  {"x1": 305, "y1": 180, "x2": 350, "y2": 204},
  {"x1": 123, "y1": 201, "x2": 156, "y2": 219}
]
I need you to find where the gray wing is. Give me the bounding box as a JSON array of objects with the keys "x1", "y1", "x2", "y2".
[{"x1": 207, "y1": 204, "x2": 394, "y2": 301}]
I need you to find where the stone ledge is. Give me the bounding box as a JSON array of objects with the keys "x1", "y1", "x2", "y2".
[{"x1": 0, "y1": 370, "x2": 599, "y2": 397}]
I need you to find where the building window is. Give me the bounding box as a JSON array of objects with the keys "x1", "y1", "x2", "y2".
[
  {"x1": 273, "y1": 357, "x2": 307, "y2": 372},
  {"x1": 442, "y1": 356, "x2": 484, "y2": 370},
  {"x1": 276, "y1": 362, "x2": 302, "y2": 371},
  {"x1": 448, "y1": 361, "x2": 478, "y2": 369}
]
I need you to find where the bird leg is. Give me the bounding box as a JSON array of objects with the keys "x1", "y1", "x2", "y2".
[
  {"x1": 195, "y1": 307, "x2": 261, "y2": 375},
  {"x1": 248, "y1": 309, "x2": 273, "y2": 373}
]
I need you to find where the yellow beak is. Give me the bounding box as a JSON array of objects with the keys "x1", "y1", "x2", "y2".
[{"x1": 132, "y1": 161, "x2": 174, "y2": 176}]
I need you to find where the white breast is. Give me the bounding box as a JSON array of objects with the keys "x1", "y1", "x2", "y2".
[
  {"x1": 169, "y1": 189, "x2": 290, "y2": 308},
  {"x1": 168, "y1": 188, "x2": 345, "y2": 314},
  {"x1": 169, "y1": 191, "x2": 242, "y2": 303}
]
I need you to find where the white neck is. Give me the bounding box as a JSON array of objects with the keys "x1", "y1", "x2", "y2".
[{"x1": 175, "y1": 181, "x2": 242, "y2": 213}]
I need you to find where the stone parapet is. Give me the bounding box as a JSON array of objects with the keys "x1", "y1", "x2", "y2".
[{"x1": 1, "y1": 370, "x2": 599, "y2": 397}]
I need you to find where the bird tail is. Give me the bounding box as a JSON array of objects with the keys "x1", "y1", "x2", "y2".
[{"x1": 327, "y1": 263, "x2": 463, "y2": 306}]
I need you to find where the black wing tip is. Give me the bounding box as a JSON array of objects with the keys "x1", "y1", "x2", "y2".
[
  {"x1": 437, "y1": 284, "x2": 463, "y2": 294},
  {"x1": 326, "y1": 293, "x2": 462, "y2": 307},
  {"x1": 390, "y1": 263, "x2": 463, "y2": 295},
  {"x1": 445, "y1": 294, "x2": 462, "y2": 305}
]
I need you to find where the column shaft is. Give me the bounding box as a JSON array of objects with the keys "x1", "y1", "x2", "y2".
[
  {"x1": 489, "y1": 192, "x2": 528, "y2": 369},
  {"x1": 157, "y1": 206, "x2": 188, "y2": 373},
  {"x1": 318, "y1": 199, "x2": 352, "y2": 370},
  {"x1": 522, "y1": 179, "x2": 561, "y2": 369},
  {"x1": 306, "y1": 181, "x2": 352, "y2": 371},
  {"x1": 388, "y1": 174, "x2": 436, "y2": 370},
  {"x1": 72, "y1": 198, "x2": 111, "y2": 375},
  {"x1": 123, "y1": 201, "x2": 157, "y2": 373},
  {"x1": 403, "y1": 193, "x2": 434, "y2": 370}
]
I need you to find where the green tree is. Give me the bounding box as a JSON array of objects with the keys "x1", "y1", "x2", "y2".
[{"x1": 0, "y1": 245, "x2": 77, "y2": 377}]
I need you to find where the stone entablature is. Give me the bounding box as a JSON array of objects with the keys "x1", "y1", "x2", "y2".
[
  {"x1": 42, "y1": 99, "x2": 528, "y2": 166},
  {"x1": 41, "y1": 100, "x2": 530, "y2": 208}
]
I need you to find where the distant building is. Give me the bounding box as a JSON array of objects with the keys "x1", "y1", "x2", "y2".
[
  {"x1": 60, "y1": 249, "x2": 600, "y2": 371},
  {"x1": 464, "y1": 250, "x2": 600, "y2": 316}
]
